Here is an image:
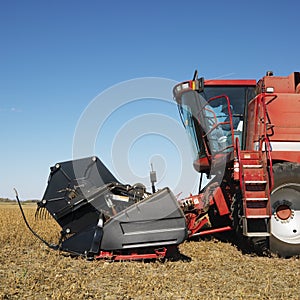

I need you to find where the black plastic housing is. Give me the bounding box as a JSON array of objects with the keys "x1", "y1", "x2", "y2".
[{"x1": 38, "y1": 156, "x2": 187, "y2": 256}]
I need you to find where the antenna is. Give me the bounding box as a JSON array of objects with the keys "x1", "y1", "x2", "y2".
[
  {"x1": 150, "y1": 163, "x2": 157, "y2": 193},
  {"x1": 193, "y1": 70, "x2": 198, "y2": 81}
]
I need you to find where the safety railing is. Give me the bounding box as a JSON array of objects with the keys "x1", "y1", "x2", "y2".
[
  {"x1": 198, "y1": 95, "x2": 235, "y2": 157},
  {"x1": 235, "y1": 136, "x2": 244, "y2": 191},
  {"x1": 257, "y1": 93, "x2": 277, "y2": 190}
]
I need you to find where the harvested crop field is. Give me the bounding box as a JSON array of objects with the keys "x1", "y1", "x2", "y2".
[{"x1": 0, "y1": 203, "x2": 299, "y2": 300}]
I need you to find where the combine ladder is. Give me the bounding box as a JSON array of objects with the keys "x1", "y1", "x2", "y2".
[{"x1": 239, "y1": 150, "x2": 271, "y2": 237}]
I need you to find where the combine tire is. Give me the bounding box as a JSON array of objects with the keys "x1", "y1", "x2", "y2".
[{"x1": 270, "y1": 162, "x2": 300, "y2": 257}]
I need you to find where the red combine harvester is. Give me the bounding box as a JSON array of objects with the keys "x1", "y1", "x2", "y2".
[
  {"x1": 17, "y1": 71, "x2": 300, "y2": 259},
  {"x1": 173, "y1": 71, "x2": 300, "y2": 257}
]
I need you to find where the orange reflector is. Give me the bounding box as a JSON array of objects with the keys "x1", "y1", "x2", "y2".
[{"x1": 192, "y1": 81, "x2": 196, "y2": 90}]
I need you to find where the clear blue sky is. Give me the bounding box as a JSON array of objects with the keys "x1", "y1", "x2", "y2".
[{"x1": 1, "y1": 0, "x2": 299, "y2": 199}]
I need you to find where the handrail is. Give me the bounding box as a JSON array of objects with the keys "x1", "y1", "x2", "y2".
[
  {"x1": 207, "y1": 94, "x2": 235, "y2": 148},
  {"x1": 263, "y1": 135, "x2": 274, "y2": 190},
  {"x1": 202, "y1": 120, "x2": 231, "y2": 138},
  {"x1": 235, "y1": 137, "x2": 244, "y2": 191},
  {"x1": 261, "y1": 95, "x2": 277, "y2": 190},
  {"x1": 198, "y1": 94, "x2": 235, "y2": 157},
  {"x1": 258, "y1": 94, "x2": 274, "y2": 190}
]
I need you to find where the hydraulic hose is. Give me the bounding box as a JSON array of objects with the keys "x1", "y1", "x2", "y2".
[{"x1": 14, "y1": 188, "x2": 59, "y2": 250}]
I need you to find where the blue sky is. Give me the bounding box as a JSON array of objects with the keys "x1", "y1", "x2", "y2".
[{"x1": 1, "y1": 0, "x2": 299, "y2": 199}]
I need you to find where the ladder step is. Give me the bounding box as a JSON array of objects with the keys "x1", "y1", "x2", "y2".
[
  {"x1": 244, "y1": 232, "x2": 270, "y2": 237},
  {"x1": 245, "y1": 180, "x2": 267, "y2": 184},
  {"x1": 241, "y1": 152, "x2": 260, "y2": 159},
  {"x1": 243, "y1": 164, "x2": 263, "y2": 169},
  {"x1": 246, "y1": 215, "x2": 270, "y2": 219},
  {"x1": 246, "y1": 197, "x2": 269, "y2": 201},
  {"x1": 242, "y1": 216, "x2": 270, "y2": 236}
]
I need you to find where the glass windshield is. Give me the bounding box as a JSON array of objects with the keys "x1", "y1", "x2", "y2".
[
  {"x1": 179, "y1": 90, "x2": 207, "y2": 160},
  {"x1": 199, "y1": 95, "x2": 234, "y2": 154},
  {"x1": 180, "y1": 104, "x2": 201, "y2": 158},
  {"x1": 177, "y1": 85, "x2": 255, "y2": 159},
  {"x1": 201, "y1": 86, "x2": 256, "y2": 129}
]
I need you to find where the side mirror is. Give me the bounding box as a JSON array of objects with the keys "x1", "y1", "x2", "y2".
[
  {"x1": 192, "y1": 70, "x2": 204, "y2": 92},
  {"x1": 195, "y1": 77, "x2": 204, "y2": 92}
]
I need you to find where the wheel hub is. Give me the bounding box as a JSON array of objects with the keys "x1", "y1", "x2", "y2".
[
  {"x1": 274, "y1": 202, "x2": 294, "y2": 222},
  {"x1": 270, "y1": 183, "x2": 300, "y2": 256}
]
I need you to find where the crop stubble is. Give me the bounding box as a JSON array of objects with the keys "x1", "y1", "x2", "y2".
[{"x1": 0, "y1": 204, "x2": 299, "y2": 300}]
